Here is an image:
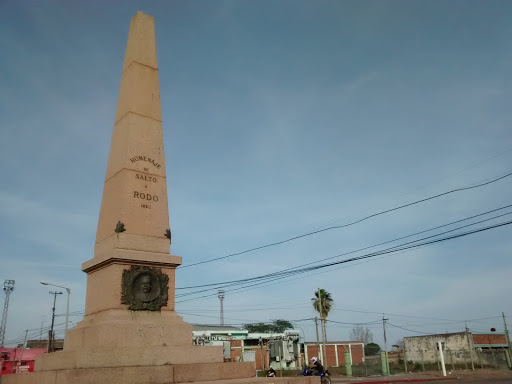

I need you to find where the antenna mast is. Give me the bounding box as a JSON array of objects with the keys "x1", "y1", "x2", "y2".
[
  {"x1": 0, "y1": 280, "x2": 15, "y2": 346},
  {"x1": 218, "y1": 290, "x2": 225, "y2": 326}
]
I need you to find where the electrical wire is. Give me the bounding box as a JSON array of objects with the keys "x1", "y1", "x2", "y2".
[
  {"x1": 175, "y1": 217, "x2": 512, "y2": 303},
  {"x1": 387, "y1": 323, "x2": 437, "y2": 335},
  {"x1": 176, "y1": 207, "x2": 512, "y2": 293},
  {"x1": 325, "y1": 319, "x2": 382, "y2": 326},
  {"x1": 181, "y1": 170, "x2": 512, "y2": 268}
]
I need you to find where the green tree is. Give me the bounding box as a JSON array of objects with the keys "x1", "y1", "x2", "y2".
[
  {"x1": 312, "y1": 289, "x2": 333, "y2": 363},
  {"x1": 244, "y1": 322, "x2": 271, "y2": 333},
  {"x1": 243, "y1": 319, "x2": 294, "y2": 333},
  {"x1": 271, "y1": 319, "x2": 293, "y2": 333},
  {"x1": 365, "y1": 342, "x2": 381, "y2": 356}
]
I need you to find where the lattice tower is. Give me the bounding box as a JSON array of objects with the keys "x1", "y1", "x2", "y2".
[
  {"x1": 0, "y1": 280, "x2": 15, "y2": 347},
  {"x1": 217, "y1": 290, "x2": 225, "y2": 326}
]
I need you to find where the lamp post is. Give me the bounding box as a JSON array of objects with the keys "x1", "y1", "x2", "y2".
[{"x1": 40, "y1": 282, "x2": 71, "y2": 336}]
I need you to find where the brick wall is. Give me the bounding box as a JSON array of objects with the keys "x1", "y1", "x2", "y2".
[
  {"x1": 473, "y1": 334, "x2": 507, "y2": 345},
  {"x1": 243, "y1": 346, "x2": 268, "y2": 370},
  {"x1": 325, "y1": 345, "x2": 337, "y2": 366},
  {"x1": 230, "y1": 340, "x2": 242, "y2": 363},
  {"x1": 307, "y1": 344, "x2": 320, "y2": 360},
  {"x1": 351, "y1": 344, "x2": 364, "y2": 364},
  {"x1": 305, "y1": 343, "x2": 364, "y2": 366},
  {"x1": 336, "y1": 344, "x2": 349, "y2": 366}
]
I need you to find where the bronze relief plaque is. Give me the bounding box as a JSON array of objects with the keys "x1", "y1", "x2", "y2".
[{"x1": 121, "y1": 265, "x2": 169, "y2": 311}]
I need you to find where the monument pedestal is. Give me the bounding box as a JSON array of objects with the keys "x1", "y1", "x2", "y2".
[
  {"x1": 4, "y1": 307, "x2": 314, "y2": 383},
  {"x1": 3, "y1": 304, "x2": 318, "y2": 383},
  {"x1": 37, "y1": 310, "x2": 224, "y2": 370}
]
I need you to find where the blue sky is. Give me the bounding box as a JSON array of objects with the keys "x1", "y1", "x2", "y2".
[{"x1": 1, "y1": 0, "x2": 511, "y2": 348}]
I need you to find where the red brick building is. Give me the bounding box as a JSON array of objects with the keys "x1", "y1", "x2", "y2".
[
  {"x1": 304, "y1": 341, "x2": 364, "y2": 367},
  {"x1": 0, "y1": 348, "x2": 47, "y2": 377},
  {"x1": 472, "y1": 333, "x2": 508, "y2": 348}
]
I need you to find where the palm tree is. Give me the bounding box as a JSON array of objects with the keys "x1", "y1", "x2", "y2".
[{"x1": 312, "y1": 288, "x2": 333, "y2": 365}]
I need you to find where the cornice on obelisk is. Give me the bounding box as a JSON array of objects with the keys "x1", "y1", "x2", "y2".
[{"x1": 92, "y1": 11, "x2": 172, "y2": 262}]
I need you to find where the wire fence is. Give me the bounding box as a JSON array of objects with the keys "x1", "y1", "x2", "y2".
[{"x1": 333, "y1": 347, "x2": 511, "y2": 377}]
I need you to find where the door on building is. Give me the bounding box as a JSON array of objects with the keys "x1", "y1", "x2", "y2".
[{"x1": 243, "y1": 351, "x2": 256, "y2": 362}]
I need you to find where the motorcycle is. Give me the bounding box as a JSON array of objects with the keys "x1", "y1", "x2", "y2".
[{"x1": 299, "y1": 367, "x2": 331, "y2": 384}]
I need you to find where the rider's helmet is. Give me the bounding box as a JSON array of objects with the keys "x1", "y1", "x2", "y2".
[{"x1": 311, "y1": 357, "x2": 318, "y2": 362}]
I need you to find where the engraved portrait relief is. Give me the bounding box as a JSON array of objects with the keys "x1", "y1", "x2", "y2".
[{"x1": 121, "y1": 266, "x2": 168, "y2": 311}]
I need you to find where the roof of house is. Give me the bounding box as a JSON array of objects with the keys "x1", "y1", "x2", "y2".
[
  {"x1": 0, "y1": 347, "x2": 46, "y2": 361},
  {"x1": 304, "y1": 341, "x2": 363, "y2": 344},
  {"x1": 404, "y1": 332, "x2": 507, "y2": 339},
  {"x1": 192, "y1": 324, "x2": 246, "y2": 332},
  {"x1": 404, "y1": 332, "x2": 466, "y2": 339}
]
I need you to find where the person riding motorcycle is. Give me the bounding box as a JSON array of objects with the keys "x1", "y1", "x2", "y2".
[{"x1": 309, "y1": 357, "x2": 324, "y2": 376}]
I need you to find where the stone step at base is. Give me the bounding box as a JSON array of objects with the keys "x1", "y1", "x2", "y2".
[
  {"x1": 1, "y1": 362, "x2": 316, "y2": 384},
  {"x1": 193, "y1": 377, "x2": 316, "y2": 384}
]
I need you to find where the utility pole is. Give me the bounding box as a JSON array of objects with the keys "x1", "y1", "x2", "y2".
[
  {"x1": 503, "y1": 312, "x2": 512, "y2": 369},
  {"x1": 0, "y1": 280, "x2": 15, "y2": 347},
  {"x1": 465, "y1": 322, "x2": 475, "y2": 371},
  {"x1": 503, "y1": 313, "x2": 511, "y2": 350},
  {"x1": 15, "y1": 330, "x2": 29, "y2": 374},
  {"x1": 382, "y1": 316, "x2": 390, "y2": 375},
  {"x1": 48, "y1": 291, "x2": 62, "y2": 353},
  {"x1": 40, "y1": 282, "x2": 71, "y2": 336},
  {"x1": 217, "y1": 290, "x2": 225, "y2": 326},
  {"x1": 314, "y1": 317, "x2": 322, "y2": 363}
]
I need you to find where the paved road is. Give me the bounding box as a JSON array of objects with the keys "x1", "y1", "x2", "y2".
[
  {"x1": 331, "y1": 379, "x2": 512, "y2": 384},
  {"x1": 426, "y1": 381, "x2": 512, "y2": 384}
]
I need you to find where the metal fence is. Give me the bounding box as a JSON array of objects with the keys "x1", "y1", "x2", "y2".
[{"x1": 336, "y1": 348, "x2": 511, "y2": 378}]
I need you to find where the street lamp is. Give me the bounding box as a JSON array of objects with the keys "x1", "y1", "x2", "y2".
[{"x1": 40, "y1": 282, "x2": 71, "y2": 336}]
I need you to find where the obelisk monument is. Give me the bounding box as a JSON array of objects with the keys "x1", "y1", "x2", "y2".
[
  {"x1": 47, "y1": 11, "x2": 216, "y2": 361},
  {"x1": 3, "y1": 12, "x2": 312, "y2": 384}
]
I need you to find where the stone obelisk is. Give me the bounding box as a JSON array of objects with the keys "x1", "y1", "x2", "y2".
[
  {"x1": 32, "y1": 11, "x2": 224, "y2": 369},
  {"x1": 4, "y1": 12, "x2": 311, "y2": 384},
  {"x1": 52, "y1": 11, "x2": 215, "y2": 360}
]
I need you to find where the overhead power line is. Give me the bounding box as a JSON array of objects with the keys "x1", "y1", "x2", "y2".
[
  {"x1": 325, "y1": 319, "x2": 381, "y2": 326},
  {"x1": 387, "y1": 322, "x2": 442, "y2": 335},
  {"x1": 176, "y1": 206, "x2": 512, "y2": 293},
  {"x1": 175, "y1": 218, "x2": 511, "y2": 303},
  {"x1": 181, "y1": 170, "x2": 512, "y2": 269},
  {"x1": 175, "y1": 216, "x2": 512, "y2": 303}
]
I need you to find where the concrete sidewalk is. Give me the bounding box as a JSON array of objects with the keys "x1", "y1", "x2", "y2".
[
  {"x1": 340, "y1": 377, "x2": 457, "y2": 383},
  {"x1": 330, "y1": 369, "x2": 512, "y2": 383}
]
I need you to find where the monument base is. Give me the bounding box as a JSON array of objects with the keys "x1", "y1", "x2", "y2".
[
  {"x1": 2, "y1": 310, "x2": 314, "y2": 383},
  {"x1": 38, "y1": 310, "x2": 222, "y2": 369},
  {"x1": 1, "y1": 363, "x2": 315, "y2": 384}
]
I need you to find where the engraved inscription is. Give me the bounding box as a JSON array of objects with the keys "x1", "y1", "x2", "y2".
[
  {"x1": 130, "y1": 157, "x2": 160, "y2": 210},
  {"x1": 136, "y1": 173, "x2": 157, "y2": 183},
  {"x1": 133, "y1": 191, "x2": 159, "y2": 201},
  {"x1": 130, "y1": 155, "x2": 161, "y2": 169}
]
